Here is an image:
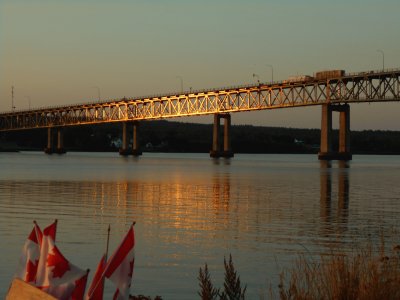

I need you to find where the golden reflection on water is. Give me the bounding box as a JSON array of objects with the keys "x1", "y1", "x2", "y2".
[{"x1": 320, "y1": 160, "x2": 350, "y2": 238}]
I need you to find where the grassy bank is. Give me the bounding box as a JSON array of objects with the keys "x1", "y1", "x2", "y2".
[
  {"x1": 277, "y1": 242, "x2": 400, "y2": 300},
  {"x1": 196, "y1": 240, "x2": 400, "y2": 300}
]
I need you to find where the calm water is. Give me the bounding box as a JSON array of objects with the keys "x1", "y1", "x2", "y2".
[{"x1": 1, "y1": 152, "x2": 400, "y2": 299}]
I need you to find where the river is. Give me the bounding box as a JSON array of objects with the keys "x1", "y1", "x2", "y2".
[{"x1": 1, "y1": 152, "x2": 399, "y2": 299}]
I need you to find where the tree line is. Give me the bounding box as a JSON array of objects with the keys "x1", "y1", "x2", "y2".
[{"x1": 2, "y1": 120, "x2": 400, "y2": 154}]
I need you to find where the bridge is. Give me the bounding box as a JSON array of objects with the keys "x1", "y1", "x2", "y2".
[{"x1": 1, "y1": 68, "x2": 399, "y2": 159}]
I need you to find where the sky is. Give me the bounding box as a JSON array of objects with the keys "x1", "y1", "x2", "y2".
[{"x1": 1, "y1": 0, "x2": 399, "y2": 130}]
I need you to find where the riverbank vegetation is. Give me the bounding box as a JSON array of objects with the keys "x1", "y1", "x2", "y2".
[
  {"x1": 198, "y1": 255, "x2": 246, "y2": 300},
  {"x1": 197, "y1": 240, "x2": 400, "y2": 300},
  {"x1": 2, "y1": 120, "x2": 400, "y2": 154},
  {"x1": 277, "y1": 242, "x2": 400, "y2": 300}
]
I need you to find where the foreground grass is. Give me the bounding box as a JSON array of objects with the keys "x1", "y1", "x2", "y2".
[
  {"x1": 197, "y1": 241, "x2": 400, "y2": 300},
  {"x1": 278, "y1": 243, "x2": 400, "y2": 300}
]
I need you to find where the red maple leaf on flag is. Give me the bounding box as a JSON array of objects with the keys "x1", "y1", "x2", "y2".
[
  {"x1": 25, "y1": 259, "x2": 39, "y2": 282},
  {"x1": 47, "y1": 246, "x2": 71, "y2": 278}
]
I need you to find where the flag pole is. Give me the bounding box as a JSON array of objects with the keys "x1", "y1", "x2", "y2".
[
  {"x1": 106, "y1": 224, "x2": 111, "y2": 259},
  {"x1": 86, "y1": 226, "x2": 110, "y2": 299}
]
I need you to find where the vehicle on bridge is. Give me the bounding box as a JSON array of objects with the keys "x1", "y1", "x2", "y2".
[
  {"x1": 283, "y1": 75, "x2": 314, "y2": 84},
  {"x1": 283, "y1": 70, "x2": 346, "y2": 84},
  {"x1": 315, "y1": 69, "x2": 345, "y2": 80}
]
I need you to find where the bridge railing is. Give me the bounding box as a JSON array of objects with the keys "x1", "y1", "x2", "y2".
[{"x1": 346, "y1": 67, "x2": 400, "y2": 77}]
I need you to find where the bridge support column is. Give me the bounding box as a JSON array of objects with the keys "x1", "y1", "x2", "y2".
[
  {"x1": 210, "y1": 114, "x2": 221, "y2": 158},
  {"x1": 132, "y1": 121, "x2": 142, "y2": 156},
  {"x1": 44, "y1": 127, "x2": 54, "y2": 154},
  {"x1": 319, "y1": 104, "x2": 332, "y2": 156},
  {"x1": 210, "y1": 113, "x2": 234, "y2": 158},
  {"x1": 318, "y1": 104, "x2": 352, "y2": 160},
  {"x1": 222, "y1": 114, "x2": 234, "y2": 158},
  {"x1": 119, "y1": 121, "x2": 132, "y2": 156},
  {"x1": 56, "y1": 128, "x2": 66, "y2": 154}
]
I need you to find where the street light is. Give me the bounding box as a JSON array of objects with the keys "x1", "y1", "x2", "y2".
[
  {"x1": 377, "y1": 50, "x2": 385, "y2": 71},
  {"x1": 11, "y1": 86, "x2": 15, "y2": 111},
  {"x1": 92, "y1": 86, "x2": 101, "y2": 101},
  {"x1": 252, "y1": 73, "x2": 260, "y2": 84},
  {"x1": 176, "y1": 76, "x2": 183, "y2": 93},
  {"x1": 266, "y1": 64, "x2": 274, "y2": 82}
]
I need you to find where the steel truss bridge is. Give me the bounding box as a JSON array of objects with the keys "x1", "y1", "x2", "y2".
[
  {"x1": 1, "y1": 68, "x2": 400, "y2": 159},
  {"x1": 1, "y1": 68, "x2": 399, "y2": 131}
]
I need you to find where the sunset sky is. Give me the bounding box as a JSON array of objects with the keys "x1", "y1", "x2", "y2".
[{"x1": 1, "y1": 0, "x2": 399, "y2": 130}]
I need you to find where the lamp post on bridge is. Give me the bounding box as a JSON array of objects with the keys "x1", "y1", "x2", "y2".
[
  {"x1": 377, "y1": 50, "x2": 385, "y2": 71},
  {"x1": 176, "y1": 76, "x2": 183, "y2": 93},
  {"x1": 252, "y1": 73, "x2": 260, "y2": 84},
  {"x1": 11, "y1": 86, "x2": 16, "y2": 112},
  {"x1": 266, "y1": 64, "x2": 274, "y2": 82}
]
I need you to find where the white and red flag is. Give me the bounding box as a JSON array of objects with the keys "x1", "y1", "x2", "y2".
[
  {"x1": 36, "y1": 220, "x2": 58, "y2": 287},
  {"x1": 36, "y1": 220, "x2": 89, "y2": 300},
  {"x1": 43, "y1": 219, "x2": 57, "y2": 242},
  {"x1": 85, "y1": 253, "x2": 107, "y2": 300},
  {"x1": 104, "y1": 224, "x2": 135, "y2": 300},
  {"x1": 15, "y1": 221, "x2": 43, "y2": 283},
  {"x1": 45, "y1": 267, "x2": 89, "y2": 300}
]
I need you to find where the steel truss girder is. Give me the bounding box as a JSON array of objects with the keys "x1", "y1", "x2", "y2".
[{"x1": 1, "y1": 70, "x2": 400, "y2": 131}]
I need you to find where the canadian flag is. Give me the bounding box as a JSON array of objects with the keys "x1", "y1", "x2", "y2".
[
  {"x1": 15, "y1": 221, "x2": 43, "y2": 283},
  {"x1": 85, "y1": 254, "x2": 107, "y2": 300},
  {"x1": 104, "y1": 224, "x2": 135, "y2": 300},
  {"x1": 36, "y1": 220, "x2": 89, "y2": 300}
]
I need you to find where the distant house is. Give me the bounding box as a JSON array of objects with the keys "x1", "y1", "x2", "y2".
[
  {"x1": 294, "y1": 138, "x2": 304, "y2": 145},
  {"x1": 111, "y1": 138, "x2": 122, "y2": 148}
]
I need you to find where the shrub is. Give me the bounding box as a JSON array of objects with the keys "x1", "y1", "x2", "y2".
[{"x1": 199, "y1": 255, "x2": 246, "y2": 300}]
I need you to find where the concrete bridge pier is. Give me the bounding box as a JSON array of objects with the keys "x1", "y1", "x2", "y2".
[
  {"x1": 210, "y1": 114, "x2": 221, "y2": 158},
  {"x1": 210, "y1": 113, "x2": 234, "y2": 158},
  {"x1": 45, "y1": 127, "x2": 66, "y2": 154},
  {"x1": 119, "y1": 121, "x2": 142, "y2": 156},
  {"x1": 44, "y1": 127, "x2": 53, "y2": 154},
  {"x1": 56, "y1": 128, "x2": 66, "y2": 154},
  {"x1": 132, "y1": 121, "x2": 142, "y2": 156},
  {"x1": 119, "y1": 121, "x2": 132, "y2": 156},
  {"x1": 222, "y1": 114, "x2": 234, "y2": 158},
  {"x1": 318, "y1": 104, "x2": 352, "y2": 160}
]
